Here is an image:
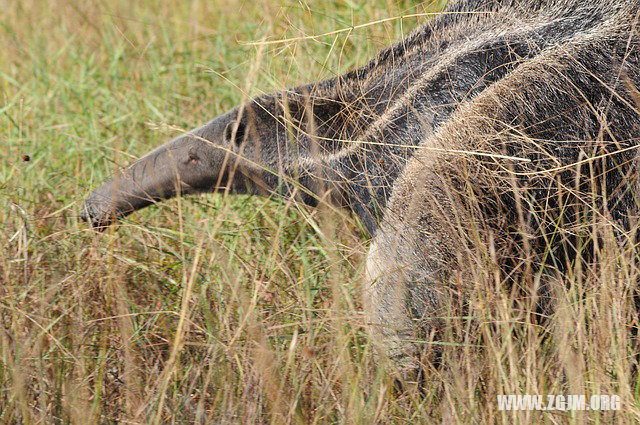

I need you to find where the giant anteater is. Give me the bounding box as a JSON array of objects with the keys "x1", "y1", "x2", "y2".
[{"x1": 82, "y1": 0, "x2": 640, "y2": 380}]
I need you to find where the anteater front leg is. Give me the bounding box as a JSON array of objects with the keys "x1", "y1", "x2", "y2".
[
  {"x1": 364, "y1": 176, "x2": 463, "y2": 385},
  {"x1": 364, "y1": 236, "x2": 423, "y2": 383}
]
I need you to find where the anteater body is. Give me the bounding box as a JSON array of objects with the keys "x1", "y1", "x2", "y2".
[{"x1": 82, "y1": 0, "x2": 640, "y2": 379}]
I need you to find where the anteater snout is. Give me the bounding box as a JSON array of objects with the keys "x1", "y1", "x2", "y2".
[
  {"x1": 80, "y1": 194, "x2": 118, "y2": 231},
  {"x1": 80, "y1": 106, "x2": 245, "y2": 231}
]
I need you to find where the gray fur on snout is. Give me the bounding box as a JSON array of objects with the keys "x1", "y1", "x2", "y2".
[{"x1": 82, "y1": 110, "x2": 240, "y2": 229}]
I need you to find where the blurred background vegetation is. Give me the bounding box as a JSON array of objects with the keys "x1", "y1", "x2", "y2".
[{"x1": 1, "y1": 0, "x2": 637, "y2": 423}]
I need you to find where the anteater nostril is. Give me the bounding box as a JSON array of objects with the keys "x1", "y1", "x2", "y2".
[
  {"x1": 80, "y1": 201, "x2": 112, "y2": 231},
  {"x1": 80, "y1": 203, "x2": 92, "y2": 223}
]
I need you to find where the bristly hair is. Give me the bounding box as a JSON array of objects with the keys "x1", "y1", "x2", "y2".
[
  {"x1": 256, "y1": 0, "x2": 640, "y2": 235},
  {"x1": 361, "y1": 0, "x2": 640, "y2": 378}
]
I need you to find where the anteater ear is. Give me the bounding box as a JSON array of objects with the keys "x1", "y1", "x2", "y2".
[{"x1": 224, "y1": 120, "x2": 246, "y2": 149}]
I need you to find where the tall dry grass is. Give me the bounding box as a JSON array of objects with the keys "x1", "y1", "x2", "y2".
[{"x1": 1, "y1": 0, "x2": 639, "y2": 423}]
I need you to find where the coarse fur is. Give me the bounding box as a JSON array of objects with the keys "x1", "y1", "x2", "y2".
[
  {"x1": 366, "y1": 0, "x2": 640, "y2": 380},
  {"x1": 82, "y1": 0, "x2": 640, "y2": 383}
]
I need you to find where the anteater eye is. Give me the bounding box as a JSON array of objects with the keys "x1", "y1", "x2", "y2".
[
  {"x1": 188, "y1": 152, "x2": 199, "y2": 163},
  {"x1": 224, "y1": 121, "x2": 246, "y2": 148}
]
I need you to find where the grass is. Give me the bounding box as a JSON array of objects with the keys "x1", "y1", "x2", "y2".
[{"x1": 1, "y1": 0, "x2": 639, "y2": 423}]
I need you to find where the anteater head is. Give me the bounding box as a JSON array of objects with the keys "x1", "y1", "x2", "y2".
[{"x1": 81, "y1": 91, "x2": 347, "y2": 230}]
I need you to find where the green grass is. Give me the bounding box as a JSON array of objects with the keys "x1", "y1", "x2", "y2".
[{"x1": 1, "y1": 0, "x2": 639, "y2": 423}]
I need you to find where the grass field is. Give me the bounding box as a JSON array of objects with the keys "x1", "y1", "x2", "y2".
[{"x1": 2, "y1": 0, "x2": 640, "y2": 423}]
